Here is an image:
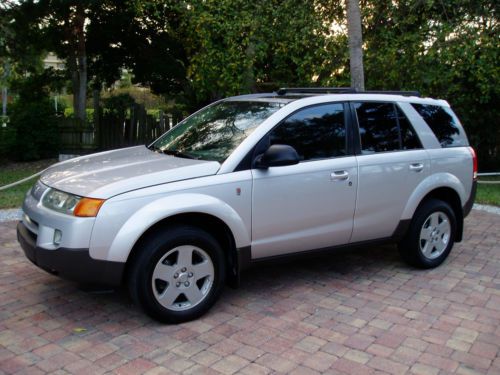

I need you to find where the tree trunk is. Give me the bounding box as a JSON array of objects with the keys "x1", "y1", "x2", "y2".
[
  {"x1": 77, "y1": 54, "x2": 87, "y2": 122},
  {"x1": 1, "y1": 60, "x2": 10, "y2": 116},
  {"x1": 92, "y1": 87, "x2": 100, "y2": 117},
  {"x1": 92, "y1": 85, "x2": 100, "y2": 130},
  {"x1": 1, "y1": 87, "x2": 6, "y2": 116},
  {"x1": 68, "y1": 53, "x2": 79, "y2": 115},
  {"x1": 346, "y1": 0, "x2": 365, "y2": 91},
  {"x1": 73, "y1": 3, "x2": 87, "y2": 122},
  {"x1": 243, "y1": 41, "x2": 256, "y2": 93}
]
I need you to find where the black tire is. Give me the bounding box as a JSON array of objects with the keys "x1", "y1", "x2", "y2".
[
  {"x1": 128, "y1": 225, "x2": 226, "y2": 323},
  {"x1": 398, "y1": 199, "x2": 457, "y2": 269}
]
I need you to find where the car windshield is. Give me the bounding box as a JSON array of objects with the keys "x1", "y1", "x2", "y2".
[{"x1": 150, "y1": 100, "x2": 285, "y2": 162}]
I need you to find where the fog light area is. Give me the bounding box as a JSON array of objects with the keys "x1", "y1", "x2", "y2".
[{"x1": 53, "y1": 229, "x2": 62, "y2": 245}]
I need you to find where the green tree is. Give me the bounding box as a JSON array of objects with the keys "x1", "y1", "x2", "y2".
[
  {"x1": 183, "y1": 0, "x2": 332, "y2": 103},
  {"x1": 121, "y1": 1, "x2": 186, "y2": 96},
  {"x1": 5, "y1": 0, "x2": 186, "y2": 122},
  {"x1": 3, "y1": 0, "x2": 497, "y2": 168},
  {"x1": 9, "y1": 71, "x2": 60, "y2": 160},
  {"x1": 0, "y1": 2, "x2": 12, "y2": 117},
  {"x1": 1, "y1": 1, "x2": 47, "y2": 118},
  {"x1": 361, "y1": 0, "x2": 499, "y2": 169}
]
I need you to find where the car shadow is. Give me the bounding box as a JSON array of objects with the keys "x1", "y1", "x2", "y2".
[
  {"x1": 241, "y1": 243, "x2": 403, "y2": 286},
  {"x1": 17, "y1": 242, "x2": 411, "y2": 327}
]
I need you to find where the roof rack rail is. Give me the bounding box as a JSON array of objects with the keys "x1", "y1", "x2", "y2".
[
  {"x1": 276, "y1": 87, "x2": 420, "y2": 97},
  {"x1": 363, "y1": 90, "x2": 420, "y2": 97},
  {"x1": 277, "y1": 87, "x2": 356, "y2": 95}
]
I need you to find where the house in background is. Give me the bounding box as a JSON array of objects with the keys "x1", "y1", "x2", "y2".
[{"x1": 43, "y1": 53, "x2": 65, "y2": 70}]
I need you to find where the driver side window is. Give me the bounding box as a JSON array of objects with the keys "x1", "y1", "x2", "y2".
[{"x1": 268, "y1": 103, "x2": 346, "y2": 161}]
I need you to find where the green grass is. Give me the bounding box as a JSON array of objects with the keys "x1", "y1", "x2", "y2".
[
  {"x1": 0, "y1": 159, "x2": 57, "y2": 209},
  {"x1": 476, "y1": 177, "x2": 500, "y2": 207}
]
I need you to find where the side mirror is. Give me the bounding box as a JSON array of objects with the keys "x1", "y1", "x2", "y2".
[{"x1": 254, "y1": 144, "x2": 300, "y2": 169}]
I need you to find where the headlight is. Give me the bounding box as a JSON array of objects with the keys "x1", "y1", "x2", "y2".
[
  {"x1": 42, "y1": 189, "x2": 104, "y2": 217},
  {"x1": 42, "y1": 189, "x2": 81, "y2": 214}
]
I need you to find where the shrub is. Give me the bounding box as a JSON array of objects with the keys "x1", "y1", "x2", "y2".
[
  {"x1": 8, "y1": 74, "x2": 60, "y2": 161},
  {"x1": 103, "y1": 93, "x2": 135, "y2": 117},
  {"x1": 64, "y1": 107, "x2": 94, "y2": 123}
]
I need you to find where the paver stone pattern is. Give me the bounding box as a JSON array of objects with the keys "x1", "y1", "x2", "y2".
[{"x1": 0, "y1": 210, "x2": 499, "y2": 374}]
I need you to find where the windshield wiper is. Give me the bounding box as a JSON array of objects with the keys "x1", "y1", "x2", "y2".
[{"x1": 160, "y1": 149, "x2": 198, "y2": 160}]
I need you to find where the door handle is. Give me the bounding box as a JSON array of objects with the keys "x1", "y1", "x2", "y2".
[
  {"x1": 409, "y1": 163, "x2": 424, "y2": 172},
  {"x1": 331, "y1": 171, "x2": 349, "y2": 181}
]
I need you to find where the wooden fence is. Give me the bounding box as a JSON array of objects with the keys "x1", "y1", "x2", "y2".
[{"x1": 58, "y1": 104, "x2": 182, "y2": 155}]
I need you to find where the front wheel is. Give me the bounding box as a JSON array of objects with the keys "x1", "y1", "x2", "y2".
[
  {"x1": 128, "y1": 225, "x2": 226, "y2": 323},
  {"x1": 399, "y1": 199, "x2": 457, "y2": 269}
]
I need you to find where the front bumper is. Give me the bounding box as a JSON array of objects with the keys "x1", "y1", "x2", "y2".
[{"x1": 17, "y1": 221, "x2": 124, "y2": 286}]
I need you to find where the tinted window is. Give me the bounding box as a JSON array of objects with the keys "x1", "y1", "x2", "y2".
[
  {"x1": 411, "y1": 104, "x2": 466, "y2": 147},
  {"x1": 355, "y1": 102, "x2": 421, "y2": 153},
  {"x1": 397, "y1": 106, "x2": 422, "y2": 150},
  {"x1": 355, "y1": 102, "x2": 400, "y2": 153},
  {"x1": 268, "y1": 103, "x2": 346, "y2": 161}
]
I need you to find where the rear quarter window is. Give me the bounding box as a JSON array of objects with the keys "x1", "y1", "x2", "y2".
[
  {"x1": 354, "y1": 102, "x2": 422, "y2": 154},
  {"x1": 411, "y1": 103, "x2": 467, "y2": 147}
]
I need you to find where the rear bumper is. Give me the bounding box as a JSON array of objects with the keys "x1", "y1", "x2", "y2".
[
  {"x1": 463, "y1": 180, "x2": 477, "y2": 218},
  {"x1": 17, "y1": 221, "x2": 124, "y2": 286}
]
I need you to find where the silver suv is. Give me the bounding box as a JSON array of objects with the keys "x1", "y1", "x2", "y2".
[{"x1": 17, "y1": 88, "x2": 477, "y2": 322}]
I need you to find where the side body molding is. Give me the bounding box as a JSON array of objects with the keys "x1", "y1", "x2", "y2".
[
  {"x1": 400, "y1": 172, "x2": 467, "y2": 220},
  {"x1": 103, "y1": 193, "x2": 251, "y2": 263}
]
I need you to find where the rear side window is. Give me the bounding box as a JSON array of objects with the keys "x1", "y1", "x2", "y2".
[
  {"x1": 397, "y1": 106, "x2": 421, "y2": 150},
  {"x1": 354, "y1": 102, "x2": 421, "y2": 154},
  {"x1": 269, "y1": 103, "x2": 346, "y2": 161},
  {"x1": 411, "y1": 104, "x2": 466, "y2": 147}
]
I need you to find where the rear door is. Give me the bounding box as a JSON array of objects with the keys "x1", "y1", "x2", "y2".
[{"x1": 350, "y1": 101, "x2": 429, "y2": 242}]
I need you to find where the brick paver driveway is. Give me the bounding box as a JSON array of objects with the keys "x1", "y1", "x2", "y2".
[{"x1": 0, "y1": 209, "x2": 499, "y2": 375}]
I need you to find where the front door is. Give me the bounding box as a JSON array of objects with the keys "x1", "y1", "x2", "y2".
[{"x1": 251, "y1": 103, "x2": 357, "y2": 259}]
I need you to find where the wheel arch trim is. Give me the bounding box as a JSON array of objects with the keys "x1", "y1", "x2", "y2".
[
  {"x1": 401, "y1": 173, "x2": 466, "y2": 221},
  {"x1": 105, "y1": 193, "x2": 250, "y2": 263}
]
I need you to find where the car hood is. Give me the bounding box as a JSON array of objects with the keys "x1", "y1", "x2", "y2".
[{"x1": 40, "y1": 146, "x2": 221, "y2": 199}]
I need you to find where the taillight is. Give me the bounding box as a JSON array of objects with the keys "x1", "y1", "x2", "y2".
[{"x1": 468, "y1": 147, "x2": 478, "y2": 180}]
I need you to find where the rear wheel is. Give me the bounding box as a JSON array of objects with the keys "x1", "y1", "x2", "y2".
[
  {"x1": 129, "y1": 225, "x2": 225, "y2": 323},
  {"x1": 399, "y1": 199, "x2": 456, "y2": 268}
]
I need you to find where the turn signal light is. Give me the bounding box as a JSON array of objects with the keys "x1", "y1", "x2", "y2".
[{"x1": 74, "y1": 198, "x2": 105, "y2": 217}]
